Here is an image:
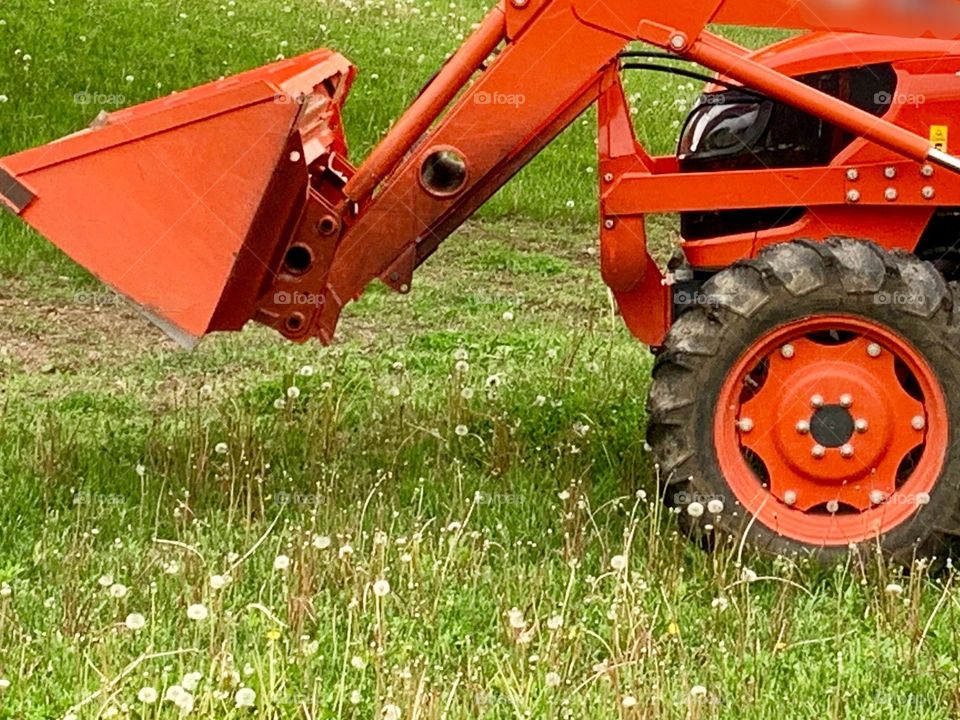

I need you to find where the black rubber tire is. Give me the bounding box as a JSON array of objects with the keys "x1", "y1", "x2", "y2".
[{"x1": 647, "y1": 238, "x2": 960, "y2": 562}]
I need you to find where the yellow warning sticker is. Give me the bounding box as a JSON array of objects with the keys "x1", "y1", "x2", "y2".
[{"x1": 931, "y1": 125, "x2": 949, "y2": 152}]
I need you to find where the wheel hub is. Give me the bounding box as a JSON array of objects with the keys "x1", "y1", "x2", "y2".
[{"x1": 715, "y1": 315, "x2": 947, "y2": 544}]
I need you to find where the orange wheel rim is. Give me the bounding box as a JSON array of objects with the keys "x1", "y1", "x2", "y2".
[{"x1": 714, "y1": 315, "x2": 948, "y2": 546}]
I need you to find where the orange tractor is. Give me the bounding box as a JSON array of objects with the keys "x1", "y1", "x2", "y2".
[{"x1": 4, "y1": 0, "x2": 960, "y2": 559}]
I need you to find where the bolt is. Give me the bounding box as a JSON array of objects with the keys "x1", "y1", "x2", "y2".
[
  {"x1": 783, "y1": 490, "x2": 798, "y2": 506},
  {"x1": 922, "y1": 186, "x2": 936, "y2": 200},
  {"x1": 840, "y1": 443, "x2": 855, "y2": 458},
  {"x1": 810, "y1": 394, "x2": 824, "y2": 408},
  {"x1": 870, "y1": 490, "x2": 886, "y2": 505},
  {"x1": 796, "y1": 420, "x2": 810, "y2": 434},
  {"x1": 781, "y1": 343, "x2": 795, "y2": 359},
  {"x1": 839, "y1": 393, "x2": 853, "y2": 408},
  {"x1": 738, "y1": 417, "x2": 754, "y2": 433},
  {"x1": 846, "y1": 189, "x2": 861, "y2": 203},
  {"x1": 846, "y1": 168, "x2": 860, "y2": 181},
  {"x1": 867, "y1": 343, "x2": 882, "y2": 358},
  {"x1": 604, "y1": 219, "x2": 615, "y2": 230},
  {"x1": 400, "y1": 283, "x2": 410, "y2": 293},
  {"x1": 884, "y1": 187, "x2": 898, "y2": 201},
  {"x1": 669, "y1": 34, "x2": 687, "y2": 51},
  {"x1": 289, "y1": 150, "x2": 302, "y2": 163},
  {"x1": 826, "y1": 499, "x2": 840, "y2": 513},
  {"x1": 855, "y1": 418, "x2": 869, "y2": 433},
  {"x1": 911, "y1": 415, "x2": 926, "y2": 430},
  {"x1": 921, "y1": 164, "x2": 935, "y2": 177},
  {"x1": 884, "y1": 166, "x2": 897, "y2": 179},
  {"x1": 811, "y1": 444, "x2": 826, "y2": 459},
  {"x1": 603, "y1": 172, "x2": 614, "y2": 183}
]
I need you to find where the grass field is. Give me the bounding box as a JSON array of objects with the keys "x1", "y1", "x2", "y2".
[{"x1": 3, "y1": 1, "x2": 960, "y2": 719}]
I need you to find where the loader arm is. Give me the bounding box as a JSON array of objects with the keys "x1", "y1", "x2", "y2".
[{"x1": 4, "y1": 0, "x2": 960, "y2": 345}]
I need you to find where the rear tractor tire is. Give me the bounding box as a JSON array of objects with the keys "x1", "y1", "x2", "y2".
[{"x1": 647, "y1": 238, "x2": 960, "y2": 561}]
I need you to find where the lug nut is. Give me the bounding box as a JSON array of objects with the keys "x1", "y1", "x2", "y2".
[
  {"x1": 811, "y1": 444, "x2": 826, "y2": 459},
  {"x1": 855, "y1": 419, "x2": 869, "y2": 433},
  {"x1": 870, "y1": 490, "x2": 886, "y2": 505},
  {"x1": 826, "y1": 500, "x2": 839, "y2": 513},
  {"x1": 795, "y1": 420, "x2": 810, "y2": 435},
  {"x1": 810, "y1": 394, "x2": 824, "y2": 408},
  {"x1": 738, "y1": 417, "x2": 754, "y2": 432},
  {"x1": 781, "y1": 343, "x2": 795, "y2": 359},
  {"x1": 783, "y1": 490, "x2": 798, "y2": 506},
  {"x1": 867, "y1": 343, "x2": 882, "y2": 358},
  {"x1": 911, "y1": 415, "x2": 926, "y2": 430},
  {"x1": 839, "y1": 393, "x2": 853, "y2": 408},
  {"x1": 670, "y1": 34, "x2": 687, "y2": 50},
  {"x1": 840, "y1": 443, "x2": 854, "y2": 458}
]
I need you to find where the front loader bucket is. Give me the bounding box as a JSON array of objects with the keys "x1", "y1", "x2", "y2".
[{"x1": 0, "y1": 49, "x2": 355, "y2": 346}]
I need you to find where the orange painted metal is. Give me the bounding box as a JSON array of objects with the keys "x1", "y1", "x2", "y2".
[
  {"x1": 1, "y1": 50, "x2": 355, "y2": 345},
  {"x1": 713, "y1": 317, "x2": 947, "y2": 546},
  {"x1": 3, "y1": 0, "x2": 960, "y2": 348},
  {"x1": 343, "y1": 5, "x2": 506, "y2": 202}
]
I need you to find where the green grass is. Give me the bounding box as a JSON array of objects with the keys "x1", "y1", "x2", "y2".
[{"x1": 2, "y1": 2, "x2": 959, "y2": 719}]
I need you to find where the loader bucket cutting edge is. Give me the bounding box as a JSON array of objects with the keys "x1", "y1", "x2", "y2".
[{"x1": 0, "y1": 49, "x2": 356, "y2": 346}]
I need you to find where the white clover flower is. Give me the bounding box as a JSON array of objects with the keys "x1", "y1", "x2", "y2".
[
  {"x1": 453, "y1": 348, "x2": 469, "y2": 361},
  {"x1": 0, "y1": 678, "x2": 10, "y2": 690},
  {"x1": 273, "y1": 398, "x2": 287, "y2": 410},
  {"x1": 507, "y1": 607, "x2": 526, "y2": 630},
  {"x1": 885, "y1": 582, "x2": 904, "y2": 596},
  {"x1": 460, "y1": 386, "x2": 474, "y2": 400},
  {"x1": 298, "y1": 365, "x2": 315, "y2": 377},
  {"x1": 373, "y1": 579, "x2": 391, "y2": 597},
  {"x1": 109, "y1": 583, "x2": 128, "y2": 599},
  {"x1": 0, "y1": 95, "x2": 8, "y2": 104},
  {"x1": 137, "y1": 686, "x2": 158, "y2": 704},
  {"x1": 135, "y1": 464, "x2": 146, "y2": 478},
  {"x1": 546, "y1": 615, "x2": 563, "y2": 630},
  {"x1": 338, "y1": 544, "x2": 354, "y2": 559},
  {"x1": 350, "y1": 655, "x2": 367, "y2": 670},
  {"x1": 210, "y1": 574, "x2": 230, "y2": 591},
  {"x1": 235, "y1": 687, "x2": 256, "y2": 708},
  {"x1": 387, "y1": 386, "x2": 400, "y2": 397},
  {"x1": 163, "y1": 561, "x2": 180, "y2": 575},
  {"x1": 382, "y1": 703, "x2": 402, "y2": 720},
  {"x1": 273, "y1": 555, "x2": 291, "y2": 571},
  {"x1": 349, "y1": 690, "x2": 362, "y2": 704},
  {"x1": 610, "y1": 554, "x2": 628, "y2": 572},
  {"x1": 690, "y1": 685, "x2": 708, "y2": 698},
  {"x1": 214, "y1": 442, "x2": 229, "y2": 455},
  {"x1": 622, "y1": 695, "x2": 638, "y2": 708},
  {"x1": 124, "y1": 612, "x2": 146, "y2": 631},
  {"x1": 0, "y1": 583, "x2": 10, "y2": 597},
  {"x1": 165, "y1": 685, "x2": 186, "y2": 703},
  {"x1": 533, "y1": 395, "x2": 547, "y2": 407},
  {"x1": 711, "y1": 597, "x2": 729, "y2": 612},
  {"x1": 313, "y1": 535, "x2": 331, "y2": 550},
  {"x1": 454, "y1": 424, "x2": 469, "y2": 437},
  {"x1": 98, "y1": 574, "x2": 114, "y2": 587},
  {"x1": 502, "y1": 311, "x2": 514, "y2": 321},
  {"x1": 545, "y1": 671, "x2": 561, "y2": 687},
  {"x1": 186, "y1": 603, "x2": 209, "y2": 621},
  {"x1": 740, "y1": 567, "x2": 758, "y2": 583},
  {"x1": 287, "y1": 386, "x2": 301, "y2": 400},
  {"x1": 558, "y1": 490, "x2": 570, "y2": 501}
]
